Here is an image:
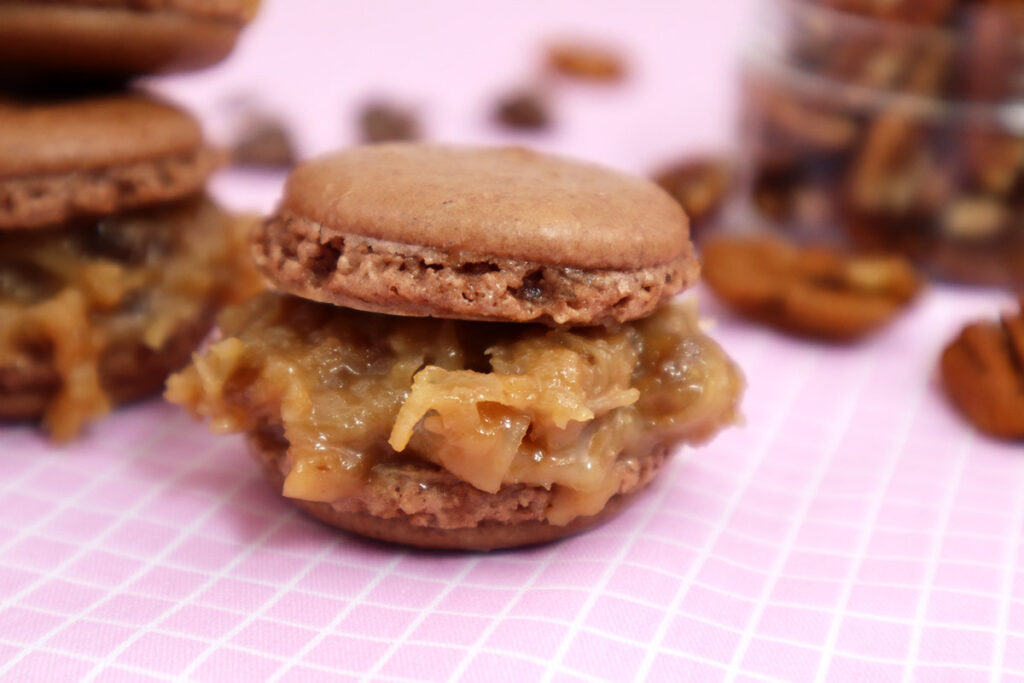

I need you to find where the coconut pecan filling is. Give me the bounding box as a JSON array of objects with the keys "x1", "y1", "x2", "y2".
[
  {"x1": 0, "y1": 197, "x2": 262, "y2": 439},
  {"x1": 167, "y1": 292, "x2": 743, "y2": 525}
]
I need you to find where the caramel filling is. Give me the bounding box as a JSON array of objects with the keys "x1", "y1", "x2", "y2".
[
  {"x1": 168, "y1": 292, "x2": 743, "y2": 525},
  {"x1": 0, "y1": 197, "x2": 263, "y2": 439}
]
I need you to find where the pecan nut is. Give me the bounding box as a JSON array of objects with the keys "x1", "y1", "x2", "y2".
[
  {"x1": 803, "y1": 19, "x2": 952, "y2": 96},
  {"x1": 847, "y1": 108, "x2": 950, "y2": 215},
  {"x1": 745, "y1": 73, "x2": 859, "y2": 154},
  {"x1": 702, "y1": 234, "x2": 923, "y2": 340},
  {"x1": 940, "y1": 300, "x2": 1024, "y2": 439},
  {"x1": 653, "y1": 157, "x2": 733, "y2": 237},
  {"x1": 545, "y1": 41, "x2": 626, "y2": 83},
  {"x1": 810, "y1": 0, "x2": 955, "y2": 25},
  {"x1": 964, "y1": 126, "x2": 1024, "y2": 197},
  {"x1": 740, "y1": 1, "x2": 1024, "y2": 287}
]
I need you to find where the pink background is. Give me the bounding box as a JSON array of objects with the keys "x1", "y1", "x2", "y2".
[{"x1": 2, "y1": 2, "x2": 1022, "y2": 681}]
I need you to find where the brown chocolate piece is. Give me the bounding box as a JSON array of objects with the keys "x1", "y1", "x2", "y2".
[
  {"x1": 358, "y1": 101, "x2": 420, "y2": 144},
  {"x1": 493, "y1": 90, "x2": 551, "y2": 131},
  {"x1": 702, "y1": 234, "x2": 923, "y2": 340},
  {"x1": 231, "y1": 118, "x2": 296, "y2": 169},
  {"x1": 941, "y1": 300, "x2": 1024, "y2": 439}
]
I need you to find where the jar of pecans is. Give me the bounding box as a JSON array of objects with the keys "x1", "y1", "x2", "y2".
[{"x1": 739, "y1": 0, "x2": 1024, "y2": 287}]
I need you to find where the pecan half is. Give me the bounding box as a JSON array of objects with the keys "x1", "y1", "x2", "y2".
[
  {"x1": 811, "y1": 21, "x2": 952, "y2": 96},
  {"x1": 847, "y1": 108, "x2": 950, "y2": 215},
  {"x1": 940, "y1": 300, "x2": 1024, "y2": 439},
  {"x1": 810, "y1": 0, "x2": 955, "y2": 25},
  {"x1": 744, "y1": 73, "x2": 859, "y2": 154},
  {"x1": 702, "y1": 234, "x2": 923, "y2": 340},
  {"x1": 653, "y1": 157, "x2": 733, "y2": 237},
  {"x1": 545, "y1": 41, "x2": 626, "y2": 83},
  {"x1": 964, "y1": 126, "x2": 1024, "y2": 197}
]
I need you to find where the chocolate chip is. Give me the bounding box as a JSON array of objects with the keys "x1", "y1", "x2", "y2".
[
  {"x1": 359, "y1": 102, "x2": 420, "y2": 144},
  {"x1": 493, "y1": 90, "x2": 551, "y2": 131},
  {"x1": 231, "y1": 118, "x2": 297, "y2": 169}
]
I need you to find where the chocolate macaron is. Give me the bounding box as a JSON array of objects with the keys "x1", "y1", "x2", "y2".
[
  {"x1": 168, "y1": 144, "x2": 744, "y2": 550},
  {"x1": 0, "y1": 91, "x2": 261, "y2": 439},
  {"x1": 0, "y1": 0, "x2": 258, "y2": 76},
  {"x1": 0, "y1": 92, "x2": 220, "y2": 229}
]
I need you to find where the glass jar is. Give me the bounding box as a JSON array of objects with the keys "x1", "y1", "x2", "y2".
[{"x1": 739, "y1": 0, "x2": 1024, "y2": 287}]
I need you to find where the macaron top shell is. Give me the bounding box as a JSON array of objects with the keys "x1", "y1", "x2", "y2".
[
  {"x1": 281, "y1": 144, "x2": 691, "y2": 270},
  {"x1": 0, "y1": 93, "x2": 203, "y2": 177},
  {"x1": 0, "y1": 92, "x2": 219, "y2": 230},
  {"x1": 255, "y1": 144, "x2": 699, "y2": 326}
]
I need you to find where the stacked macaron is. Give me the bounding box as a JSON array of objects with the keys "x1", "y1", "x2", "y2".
[
  {"x1": 0, "y1": 1, "x2": 258, "y2": 76},
  {"x1": 168, "y1": 144, "x2": 745, "y2": 550},
  {"x1": 0, "y1": 1, "x2": 261, "y2": 439}
]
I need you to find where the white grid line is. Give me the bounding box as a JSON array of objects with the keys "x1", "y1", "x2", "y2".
[
  {"x1": 988, "y1": 458, "x2": 1024, "y2": 681},
  {"x1": 0, "y1": 417, "x2": 236, "y2": 677},
  {"x1": 540, "y1": 449, "x2": 709, "y2": 683},
  {"x1": 8, "y1": 516, "x2": 1024, "y2": 587},
  {"x1": 6, "y1": 601, "x2": 1024, "y2": 678},
  {"x1": 9, "y1": 498, "x2": 1021, "y2": 572},
  {"x1": 812, "y1": 349, "x2": 932, "y2": 681},
  {"x1": 78, "y1": 492, "x2": 297, "y2": 681},
  {"x1": 447, "y1": 546, "x2": 564, "y2": 681},
  {"x1": 359, "y1": 556, "x2": 485, "y2": 682},
  {"x1": 6, "y1": 574, "x2": 1022, "y2": 646},
  {"x1": 0, "y1": 411, "x2": 188, "y2": 558},
  {"x1": 0, "y1": 634, "x2": 563, "y2": 682},
  {"x1": 633, "y1": 340, "x2": 808, "y2": 683},
  {"x1": 175, "y1": 524, "x2": 348, "y2": 679},
  {"x1": 2, "y1": 289, "x2": 1019, "y2": 681},
  {"x1": 723, "y1": 350, "x2": 874, "y2": 681},
  {"x1": 901, "y1": 434, "x2": 975, "y2": 681},
  {"x1": 263, "y1": 550, "x2": 407, "y2": 682}
]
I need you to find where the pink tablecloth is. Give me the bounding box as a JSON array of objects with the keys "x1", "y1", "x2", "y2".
[{"x1": 2, "y1": 2, "x2": 1022, "y2": 681}]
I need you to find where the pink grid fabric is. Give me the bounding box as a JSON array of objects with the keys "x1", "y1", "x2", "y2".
[
  {"x1": 2, "y1": 2, "x2": 1021, "y2": 679},
  {"x1": 1, "y1": 285, "x2": 1020, "y2": 682}
]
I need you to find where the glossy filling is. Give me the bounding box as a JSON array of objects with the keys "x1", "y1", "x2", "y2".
[
  {"x1": 167, "y1": 291, "x2": 743, "y2": 525},
  {"x1": 0, "y1": 197, "x2": 262, "y2": 438}
]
